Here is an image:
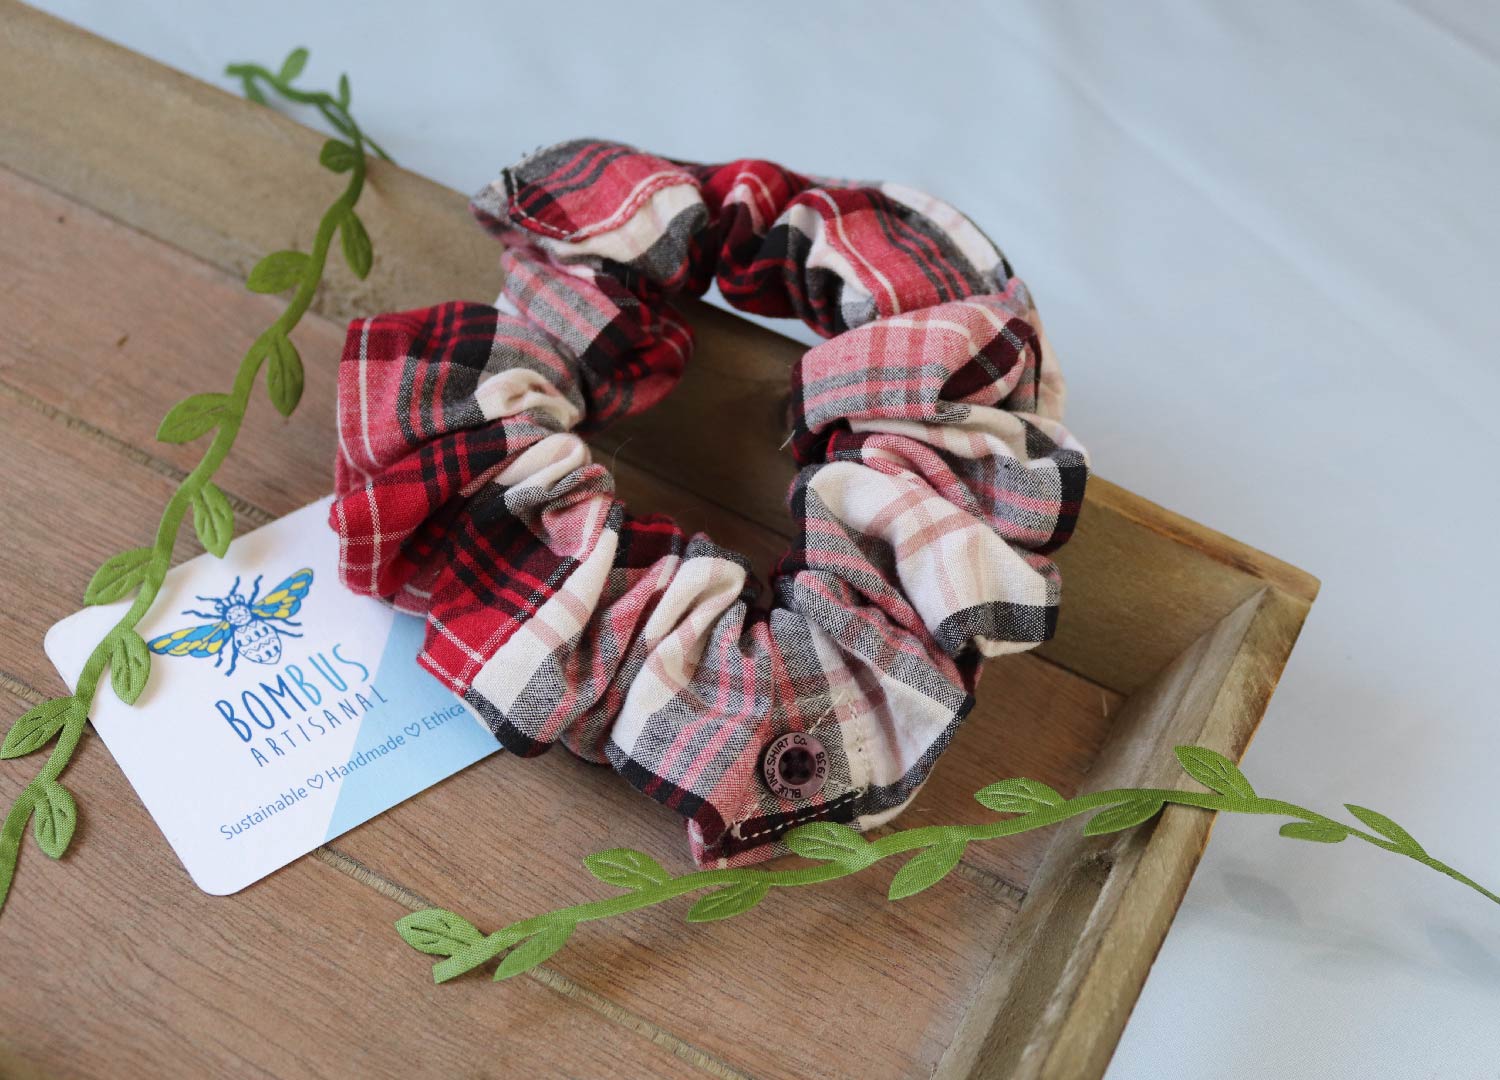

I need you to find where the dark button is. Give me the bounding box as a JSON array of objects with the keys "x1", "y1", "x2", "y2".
[{"x1": 762, "y1": 732, "x2": 828, "y2": 800}]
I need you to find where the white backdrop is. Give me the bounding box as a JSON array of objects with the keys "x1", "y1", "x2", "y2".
[{"x1": 28, "y1": 2, "x2": 1500, "y2": 1075}]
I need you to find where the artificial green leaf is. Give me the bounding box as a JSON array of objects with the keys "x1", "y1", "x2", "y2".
[
  {"x1": 0, "y1": 809, "x2": 25, "y2": 910},
  {"x1": 84, "y1": 547, "x2": 154, "y2": 605},
  {"x1": 279, "y1": 47, "x2": 308, "y2": 82},
  {"x1": 1175, "y1": 746, "x2": 1256, "y2": 801},
  {"x1": 975, "y1": 777, "x2": 1065, "y2": 815},
  {"x1": 686, "y1": 881, "x2": 769, "y2": 923},
  {"x1": 583, "y1": 848, "x2": 668, "y2": 891},
  {"x1": 266, "y1": 333, "x2": 305, "y2": 417},
  {"x1": 395, "y1": 908, "x2": 484, "y2": 957},
  {"x1": 109, "y1": 630, "x2": 151, "y2": 706},
  {"x1": 1, "y1": 697, "x2": 74, "y2": 759},
  {"x1": 191, "y1": 482, "x2": 235, "y2": 558},
  {"x1": 340, "y1": 208, "x2": 372, "y2": 279},
  {"x1": 0, "y1": 53, "x2": 396, "y2": 930},
  {"x1": 888, "y1": 839, "x2": 965, "y2": 901},
  {"x1": 784, "y1": 821, "x2": 875, "y2": 868},
  {"x1": 1344, "y1": 804, "x2": 1423, "y2": 854},
  {"x1": 318, "y1": 104, "x2": 356, "y2": 141},
  {"x1": 157, "y1": 392, "x2": 232, "y2": 444},
  {"x1": 1082, "y1": 798, "x2": 1163, "y2": 837},
  {"x1": 494, "y1": 923, "x2": 572, "y2": 980},
  {"x1": 1280, "y1": 821, "x2": 1348, "y2": 844},
  {"x1": 33, "y1": 780, "x2": 76, "y2": 859},
  {"x1": 319, "y1": 138, "x2": 359, "y2": 174},
  {"x1": 246, "y1": 250, "x2": 310, "y2": 294}
]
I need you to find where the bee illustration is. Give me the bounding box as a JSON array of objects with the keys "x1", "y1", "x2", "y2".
[{"x1": 147, "y1": 568, "x2": 313, "y2": 677}]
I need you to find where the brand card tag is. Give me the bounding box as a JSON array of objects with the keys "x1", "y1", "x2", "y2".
[{"x1": 44, "y1": 496, "x2": 498, "y2": 894}]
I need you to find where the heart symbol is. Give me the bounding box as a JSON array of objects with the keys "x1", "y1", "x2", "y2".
[
  {"x1": 403, "y1": 723, "x2": 422, "y2": 739},
  {"x1": 307, "y1": 774, "x2": 324, "y2": 790}
]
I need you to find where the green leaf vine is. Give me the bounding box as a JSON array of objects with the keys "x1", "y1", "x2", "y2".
[
  {"x1": 396, "y1": 746, "x2": 1500, "y2": 984},
  {"x1": 0, "y1": 49, "x2": 385, "y2": 918},
  {"x1": 0, "y1": 47, "x2": 1487, "y2": 996}
]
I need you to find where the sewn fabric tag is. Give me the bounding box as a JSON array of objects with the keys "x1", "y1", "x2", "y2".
[{"x1": 44, "y1": 496, "x2": 499, "y2": 895}]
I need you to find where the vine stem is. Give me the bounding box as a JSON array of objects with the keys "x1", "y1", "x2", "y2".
[
  {"x1": 0, "y1": 57, "x2": 378, "y2": 917},
  {"x1": 417, "y1": 783, "x2": 1500, "y2": 983}
]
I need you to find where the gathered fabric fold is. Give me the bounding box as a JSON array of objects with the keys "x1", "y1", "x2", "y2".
[{"x1": 331, "y1": 139, "x2": 1088, "y2": 866}]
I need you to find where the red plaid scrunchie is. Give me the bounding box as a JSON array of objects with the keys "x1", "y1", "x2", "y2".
[{"x1": 330, "y1": 140, "x2": 1088, "y2": 866}]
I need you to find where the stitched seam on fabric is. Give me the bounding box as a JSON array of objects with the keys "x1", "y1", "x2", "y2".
[
  {"x1": 737, "y1": 789, "x2": 860, "y2": 842},
  {"x1": 509, "y1": 173, "x2": 698, "y2": 241}
]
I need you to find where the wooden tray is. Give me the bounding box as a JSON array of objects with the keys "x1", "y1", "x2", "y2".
[{"x1": 0, "y1": 5, "x2": 1317, "y2": 1078}]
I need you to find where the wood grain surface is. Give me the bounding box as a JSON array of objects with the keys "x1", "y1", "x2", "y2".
[
  {"x1": 0, "y1": 5, "x2": 1317, "y2": 1078},
  {"x1": 0, "y1": 159, "x2": 1109, "y2": 1080}
]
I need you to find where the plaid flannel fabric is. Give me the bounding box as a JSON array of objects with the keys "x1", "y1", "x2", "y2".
[{"x1": 332, "y1": 140, "x2": 1087, "y2": 866}]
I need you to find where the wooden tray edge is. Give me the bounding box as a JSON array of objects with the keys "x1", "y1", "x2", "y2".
[{"x1": 938, "y1": 585, "x2": 1313, "y2": 1079}]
